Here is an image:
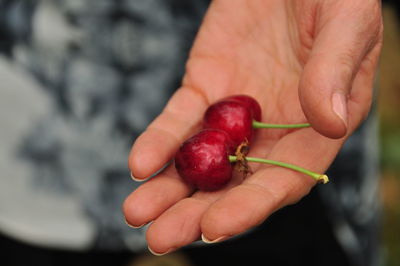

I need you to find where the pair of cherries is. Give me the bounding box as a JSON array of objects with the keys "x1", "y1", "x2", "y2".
[{"x1": 174, "y1": 95, "x2": 328, "y2": 191}]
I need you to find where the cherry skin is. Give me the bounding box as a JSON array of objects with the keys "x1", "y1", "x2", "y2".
[
  {"x1": 203, "y1": 100, "x2": 253, "y2": 147},
  {"x1": 175, "y1": 129, "x2": 234, "y2": 191},
  {"x1": 223, "y1": 95, "x2": 262, "y2": 122}
]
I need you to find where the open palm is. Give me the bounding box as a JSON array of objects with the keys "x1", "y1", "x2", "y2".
[{"x1": 124, "y1": 0, "x2": 382, "y2": 255}]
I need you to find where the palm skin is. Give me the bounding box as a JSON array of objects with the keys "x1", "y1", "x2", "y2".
[{"x1": 124, "y1": 0, "x2": 383, "y2": 255}]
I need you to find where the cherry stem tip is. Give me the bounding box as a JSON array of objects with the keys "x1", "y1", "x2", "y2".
[{"x1": 228, "y1": 155, "x2": 329, "y2": 184}]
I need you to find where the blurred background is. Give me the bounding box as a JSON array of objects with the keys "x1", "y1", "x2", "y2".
[
  {"x1": 0, "y1": 1, "x2": 399, "y2": 266},
  {"x1": 379, "y1": 2, "x2": 400, "y2": 266}
]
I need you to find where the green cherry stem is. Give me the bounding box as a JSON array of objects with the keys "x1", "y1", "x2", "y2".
[
  {"x1": 252, "y1": 120, "x2": 311, "y2": 129},
  {"x1": 228, "y1": 155, "x2": 329, "y2": 184}
]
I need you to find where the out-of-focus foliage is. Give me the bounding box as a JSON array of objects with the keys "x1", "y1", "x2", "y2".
[{"x1": 379, "y1": 5, "x2": 400, "y2": 266}]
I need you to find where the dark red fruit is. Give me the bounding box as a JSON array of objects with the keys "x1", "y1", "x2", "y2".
[
  {"x1": 224, "y1": 95, "x2": 262, "y2": 122},
  {"x1": 175, "y1": 129, "x2": 234, "y2": 191},
  {"x1": 203, "y1": 100, "x2": 253, "y2": 147}
]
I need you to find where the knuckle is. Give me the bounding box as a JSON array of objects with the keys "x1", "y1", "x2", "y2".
[{"x1": 337, "y1": 52, "x2": 356, "y2": 80}]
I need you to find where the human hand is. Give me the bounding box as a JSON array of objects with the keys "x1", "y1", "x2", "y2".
[{"x1": 123, "y1": 0, "x2": 382, "y2": 255}]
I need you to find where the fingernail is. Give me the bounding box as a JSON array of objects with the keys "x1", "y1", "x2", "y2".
[
  {"x1": 124, "y1": 219, "x2": 146, "y2": 229},
  {"x1": 201, "y1": 234, "x2": 229, "y2": 244},
  {"x1": 130, "y1": 160, "x2": 173, "y2": 182},
  {"x1": 331, "y1": 92, "x2": 348, "y2": 127},
  {"x1": 130, "y1": 172, "x2": 145, "y2": 182},
  {"x1": 148, "y1": 246, "x2": 175, "y2": 256}
]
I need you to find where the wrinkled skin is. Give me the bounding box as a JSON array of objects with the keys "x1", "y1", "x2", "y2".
[{"x1": 124, "y1": 0, "x2": 383, "y2": 255}]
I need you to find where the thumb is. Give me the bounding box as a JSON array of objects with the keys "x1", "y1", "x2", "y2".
[{"x1": 298, "y1": 2, "x2": 381, "y2": 139}]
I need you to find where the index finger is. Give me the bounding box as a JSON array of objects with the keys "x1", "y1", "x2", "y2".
[{"x1": 128, "y1": 87, "x2": 208, "y2": 179}]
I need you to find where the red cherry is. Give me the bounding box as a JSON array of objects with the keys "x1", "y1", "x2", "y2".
[
  {"x1": 203, "y1": 100, "x2": 253, "y2": 147},
  {"x1": 175, "y1": 129, "x2": 234, "y2": 191},
  {"x1": 223, "y1": 95, "x2": 262, "y2": 122}
]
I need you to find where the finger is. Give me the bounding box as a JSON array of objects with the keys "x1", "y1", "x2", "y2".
[
  {"x1": 145, "y1": 174, "x2": 242, "y2": 255},
  {"x1": 200, "y1": 128, "x2": 343, "y2": 242},
  {"x1": 146, "y1": 198, "x2": 207, "y2": 255},
  {"x1": 123, "y1": 165, "x2": 193, "y2": 228},
  {"x1": 128, "y1": 87, "x2": 208, "y2": 179},
  {"x1": 298, "y1": 1, "x2": 382, "y2": 139},
  {"x1": 347, "y1": 42, "x2": 382, "y2": 131}
]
